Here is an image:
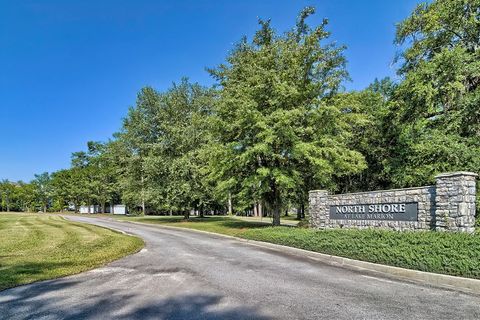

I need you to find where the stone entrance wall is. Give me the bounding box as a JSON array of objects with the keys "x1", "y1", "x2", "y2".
[{"x1": 309, "y1": 172, "x2": 478, "y2": 233}]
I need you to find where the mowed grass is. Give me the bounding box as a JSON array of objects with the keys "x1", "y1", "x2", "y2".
[
  {"x1": 112, "y1": 215, "x2": 480, "y2": 279},
  {"x1": 0, "y1": 213, "x2": 144, "y2": 291},
  {"x1": 115, "y1": 215, "x2": 270, "y2": 237}
]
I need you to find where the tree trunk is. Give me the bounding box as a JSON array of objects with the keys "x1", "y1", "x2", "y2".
[
  {"x1": 272, "y1": 186, "x2": 281, "y2": 226},
  {"x1": 140, "y1": 173, "x2": 146, "y2": 215},
  {"x1": 199, "y1": 204, "x2": 204, "y2": 218},
  {"x1": 228, "y1": 193, "x2": 233, "y2": 215},
  {"x1": 183, "y1": 210, "x2": 190, "y2": 220},
  {"x1": 272, "y1": 202, "x2": 281, "y2": 226},
  {"x1": 296, "y1": 202, "x2": 305, "y2": 220},
  {"x1": 101, "y1": 201, "x2": 106, "y2": 214}
]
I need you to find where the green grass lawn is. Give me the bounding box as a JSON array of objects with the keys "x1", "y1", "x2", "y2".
[
  {"x1": 0, "y1": 213, "x2": 144, "y2": 291},
  {"x1": 111, "y1": 214, "x2": 480, "y2": 279},
  {"x1": 281, "y1": 214, "x2": 308, "y2": 222},
  {"x1": 231, "y1": 215, "x2": 300, "y2": 226},
  {"x1": 115, "y1": 215, "x2": 271, "y2": 237}
]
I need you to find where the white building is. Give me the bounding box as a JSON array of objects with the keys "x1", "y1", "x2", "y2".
[
  {"x1": 110, "y1": 204, "x2": 127, "y2": 215},
  {"x1": 78, "y1": 204, "x2": 127, "y2": 215},
  {"x1": 79, "y1": 205, "x2": 101, "y2": 214}
]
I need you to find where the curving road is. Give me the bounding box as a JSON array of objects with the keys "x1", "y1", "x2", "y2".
[{"x1": 1, "y1": 216, "x2": 479, "y2": 320}]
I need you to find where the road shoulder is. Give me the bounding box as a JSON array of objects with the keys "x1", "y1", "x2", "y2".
[{"x1": 120, "y1": 219, "x2": 480, "y2": 295}]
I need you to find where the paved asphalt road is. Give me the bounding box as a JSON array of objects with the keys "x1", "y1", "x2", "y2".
[{"x1": 1, "y1": 217, "x2": 479, "y2": 320}]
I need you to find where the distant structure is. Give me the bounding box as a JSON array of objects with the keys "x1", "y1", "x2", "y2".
[
  {"x1": 110, "y1": 205, "x2": 127, "y2": 215},
  {"x1": 79, "y1": 205, "x2": 100, "y2": 214}
]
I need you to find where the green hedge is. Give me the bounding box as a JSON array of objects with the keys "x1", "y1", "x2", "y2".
[{"x1": 241, "y1": 227, "x2": 480, "y2": 279}]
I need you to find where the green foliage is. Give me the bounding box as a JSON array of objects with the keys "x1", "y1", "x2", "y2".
[
  {"x1": 331, "y1": 83, "x2": 395, "y2": 192},
  {"x1": 241, "y1": 227, "x2": 480, "y2": 279},
  {"x1": 208, "y1": 7, "x2": 366, "y2": 225},
  {"x1": 116, "y1": 79, "x2": 217, "y2": 215},
  {"x1": 49, "y1": 141, "x2": 120, "y2": 213},
  {"x1": 2, "y1": 2, "x2": 479, "y2": 225},
  {"x1": 0, "y1": 176, "x2": 52, "y2": 213},
  {"x1": 51, "y1": 168, "x2": 83, "y2": 211},
  {"x1": 0, "y1": 213, "x2": 143, "y2": 290},
  {"x1": 31, "y1": 172, "x2": 52, "y2": 213},
  {"x1": 296, "y1": 219, "x2": 310, "y2": 228},
  {"x1": 385, "y1": 0, "x2": 480, "y2": 187},
  {"x1": 0, "y1": 180, "x2": 14, "y2": 211}
]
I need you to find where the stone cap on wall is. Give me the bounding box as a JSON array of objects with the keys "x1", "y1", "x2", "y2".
[
  {"x1": 435, "y1": 171, "x2": 478, "y2": 179},
  {"x1": 310, "y1": 185, "x2": 435, "y2": 197},
  {"x1": 308, "y1": 190, "x2": 329, "y2": 194},
  {"x1": 328, "y1": 185, "x2": 435, "y2": 197}
]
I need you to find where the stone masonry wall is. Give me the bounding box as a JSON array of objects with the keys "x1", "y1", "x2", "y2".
[
  {"x1": 309, "y1": 172, "x2": 478, "y2": 233},
  {"x1": 435, "y1": 172, "x2": 478, "y2": 233}
]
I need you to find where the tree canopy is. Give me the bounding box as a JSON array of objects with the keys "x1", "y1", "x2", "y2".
[
  {"x1": 386, "y1": 0, "x2": 480, "y2": 186},
  {"x1": 208, "y1": 7, "x2": 366, "y2": 225},
  {"x1": 2, "y1": 1, "x2": 479, "y2": 224}
]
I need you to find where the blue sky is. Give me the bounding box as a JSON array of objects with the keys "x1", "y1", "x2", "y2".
[{"x1": 0, "y1": 0, "x2": 421, "y2": 182}]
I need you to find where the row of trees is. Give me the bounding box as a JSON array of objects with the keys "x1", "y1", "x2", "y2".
[
  {"x1": 3, "y1": 1, "x2": 479, "y2": 225},
  {"x1": 0, "y1": 143, "x2": 118, "y2": 213},
  {"x1": 0, "y1": 173, "x2": 50, "y2": 213}
]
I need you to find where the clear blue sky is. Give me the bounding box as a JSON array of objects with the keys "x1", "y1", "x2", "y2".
[{"x1": 0, "y1": 0, "x2": 421, "y2": 182}]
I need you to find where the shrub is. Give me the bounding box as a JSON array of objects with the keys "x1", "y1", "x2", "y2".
[{"x1": 241, "y1": 227, "x2": 480, "y2": 279}]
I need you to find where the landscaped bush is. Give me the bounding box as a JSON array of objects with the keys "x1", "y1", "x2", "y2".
[
  {"x1": 240, "y1": 227, "x2": 480, "y2": 279},
  {"x1": 476, "y1": 190, "x2": 480, "y2": 228}
]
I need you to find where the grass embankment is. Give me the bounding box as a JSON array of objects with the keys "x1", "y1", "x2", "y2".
[
  {"x1": 0, "y1": 213, "x2": 144, "y2": 291},
  {"x1": 241, "y1": 227, "x2": 480, "y2": 279},
  {"x1": 115, "y1": 215, "x2": 480, "y2": 279}
]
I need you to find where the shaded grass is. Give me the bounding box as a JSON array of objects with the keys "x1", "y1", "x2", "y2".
[
  {"x1": 115, "y1": 215, "x2": 270, "y2": 237},
  {"x1": 0, "y1": 213, "x2": 144, "y2": 291},
  {"x1": 114, "y1": 215, "x2": 480, "y2": 279},
  {"x1": 280, "y1": 214, "x2": 308, "y2": 222}
]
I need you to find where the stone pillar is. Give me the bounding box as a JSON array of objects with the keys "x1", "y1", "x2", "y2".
[
  {"x1": 435, "y1": 172, "x2": 478, "y2": 233},
  {"x1": 308, "y1": 190, "x2": 329, "y2": 229}
]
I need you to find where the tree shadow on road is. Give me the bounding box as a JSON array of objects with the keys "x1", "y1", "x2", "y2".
[
  {"x1": 0, "y1": 278, "x2": 272, "y2": 320},
  {"x1": 118, "y1": 293, "x2": 271, "y2": 320}
]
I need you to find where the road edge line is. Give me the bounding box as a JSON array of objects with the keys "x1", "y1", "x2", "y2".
[{"x1": 125, "y1": 220, "x2": 480, "y2": 295}]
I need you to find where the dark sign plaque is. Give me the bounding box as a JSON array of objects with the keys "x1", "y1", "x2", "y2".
[{"x1": 329, "y1": 202, "x2": 418, "y2": 221}]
